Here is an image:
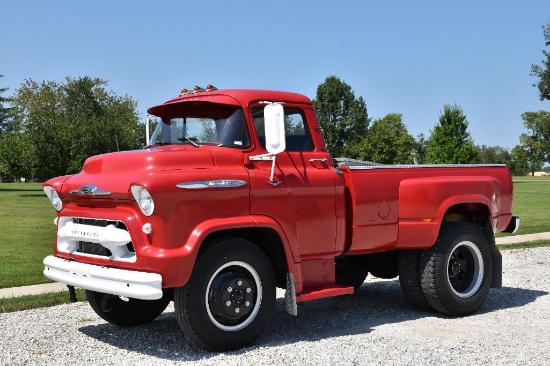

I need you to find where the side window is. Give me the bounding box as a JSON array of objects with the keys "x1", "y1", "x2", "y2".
[{"x1": 252, "y1": 107, "x2": 314, "y2": 152}]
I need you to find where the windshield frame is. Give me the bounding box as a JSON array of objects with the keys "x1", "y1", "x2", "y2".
[{"x1": 148, "y1": 101, "x2": 252, "y2": 149}]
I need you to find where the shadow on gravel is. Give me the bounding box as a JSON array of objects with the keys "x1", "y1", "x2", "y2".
[{"x1": 78, "y1": 280, "x2": 547, "y2": 362}]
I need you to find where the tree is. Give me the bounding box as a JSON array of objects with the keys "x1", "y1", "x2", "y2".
[
  {"x1": 477, "y1": 145, "x2": 512, "y2": 165},
  {"x1": 531, "y1": 23, "x2": 550, "y2": 101},
  {"x1": 350, "y1": 113, "x2": 415, "y2": 164},
  {"x1": 11, "y1": 77, "x2": 142, "y2": 178},
  {"x1": 414, "y1": 133, "x2": 428, "y2": 164},
  {"x1": 0, "y1": 74, "x2": 24, "y2": 181},
  {"x1": 0, "y1": 74, "x2": 17, "y2": 133},
  {"x1": 0, "y1": 132, "x2": 34, "y2": 181},
  {"x1": 313, "y1": 76, "x2": 370, "y2": 157},
  {"x1": 425, "y1": 104, "x2": 480, "y2": 164},
  {"x1": 518, "y1": 110, "x2": 550, "y2": 175},
  {"x1": 509, "y1": 144, "x2": 537, "y2": 176}
]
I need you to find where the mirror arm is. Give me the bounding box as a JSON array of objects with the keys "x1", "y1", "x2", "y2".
[
  {"x1": 269, "y1": 155, "x2": 277, "y2": 183},
  {"x1": 248, "y1": 153, "x2": 281, "y2": 186}
]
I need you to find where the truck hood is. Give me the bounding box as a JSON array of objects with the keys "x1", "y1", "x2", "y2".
[{"x1": 61, "y1": 146, "x2": 215, "y2": 198}]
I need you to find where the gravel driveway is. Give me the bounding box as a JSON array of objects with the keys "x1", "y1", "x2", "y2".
[{"x1": 1, "y1": 247, "x2": 549, "y2": 365}]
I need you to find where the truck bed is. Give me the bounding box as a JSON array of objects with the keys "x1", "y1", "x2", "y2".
[{"x1": 335, "y1": 158, "x2": 514, "y2": 254}]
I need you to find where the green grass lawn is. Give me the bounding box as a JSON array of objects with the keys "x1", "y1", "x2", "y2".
[
  {"x1": 0, "y1": 289, "x2": 86, "y2": 313},
  {"x1": 0, "y1": 183, "x2": 56, "y2": 288},
  {"x1": 0, "y1": 176, "x2": 549, "y2": 290},
  {"x1": 508, "y1": 176, "x2": 550, "y2": 235}
]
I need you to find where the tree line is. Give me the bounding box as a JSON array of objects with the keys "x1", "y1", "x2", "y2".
[
  {"x1": 313, "y1": 75, "x2": 537, "y2": 176},
  {"x1": 0, "y1": 76, "x2": 142, "y2": 181},
  {"x1": 1, "y1": 23, "x2": 550, "y2": 180}
]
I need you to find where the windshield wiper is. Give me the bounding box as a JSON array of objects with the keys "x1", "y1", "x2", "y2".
[{"x1": 177, "y1": 137, "x2": 200, "y2": 148}]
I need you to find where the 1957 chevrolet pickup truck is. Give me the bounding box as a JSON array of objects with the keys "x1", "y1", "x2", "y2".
[{"x1": 42, "y1": 85, "x2": 519, "y2": 351}]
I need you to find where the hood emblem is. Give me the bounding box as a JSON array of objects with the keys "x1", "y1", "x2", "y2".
[{"x1": 70, "y1": 184, "x2": 111, "y2": 196}]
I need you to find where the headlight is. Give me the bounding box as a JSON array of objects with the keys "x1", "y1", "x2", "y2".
[
  {"x1": 43, "y1": 186, "x2": 62, "y2": 211},
  {"x1": 131, "y1": 185, "x2": 155, "y2": 216}
]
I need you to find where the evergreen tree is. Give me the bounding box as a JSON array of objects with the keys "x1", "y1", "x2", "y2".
[
  {"x1": 0, "y1": 74, "x2": 16, "y2": 133},
  {"x1": 414, "y1": 133, "x2": 427, "y2": 164},
  {"x1": 313, "y1": 76, "x2": 370, "y2": 157},
  {"x1": 425, "y1": 104, "x2": 480, "y2": 164}
]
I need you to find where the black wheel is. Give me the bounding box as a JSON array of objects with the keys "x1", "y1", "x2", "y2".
[
  {"x1": 174, "y1": 237, "x2": 276, "y2": 351},
  {"x1": 420, "y1": 222, "x2": 492, "y2": 316},
  {"x1": 86, "y1": 290, "x2": 170, "y2": 327},
  {"x1": 398, "y1": 250, "x2": 433, "y2": 311}
]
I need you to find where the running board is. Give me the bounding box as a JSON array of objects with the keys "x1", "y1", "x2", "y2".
[
  {"x1": 284, "y1": 273, "x2": 355, "y2": 316},
  {"x1": 296, "y1": 286, "x2": 354, "y2": 302}
]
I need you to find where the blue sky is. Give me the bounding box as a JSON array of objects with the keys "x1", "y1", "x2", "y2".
[{"x1": 1, "y1": 1, "x2": 550, "y2": 149}]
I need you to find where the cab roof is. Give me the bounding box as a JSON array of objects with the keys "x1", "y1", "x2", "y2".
[{"x1": 147, "y1": 89, "x2": 313, "y2": 117}]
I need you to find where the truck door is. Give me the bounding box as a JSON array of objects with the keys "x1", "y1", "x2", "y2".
[{"x1": 248, "y1": 106, "x2": 338, "y2": 258}]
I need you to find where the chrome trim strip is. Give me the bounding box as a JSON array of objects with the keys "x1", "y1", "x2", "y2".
[
  {"x1": 177, "y1": 179, "x2": 248, "y2": 189},
  {"x1": 334, "y1": 158, "x2": 507, "y2": 170},
  {"x1": 70, "y1": 184, "x2": 111, "y2": 196}
]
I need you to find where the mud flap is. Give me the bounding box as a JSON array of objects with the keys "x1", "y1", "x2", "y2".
[
  {"x1": 489, "y1": 243, "x2": 502, "y2": 288},
  {"x1": 284, "y1": 273, "x2": 297, "y2": 316}
]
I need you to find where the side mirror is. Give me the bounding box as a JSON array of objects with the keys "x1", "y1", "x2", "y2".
[{"x1": 264, "y1": 103, "x2": 286, "y2": 154}]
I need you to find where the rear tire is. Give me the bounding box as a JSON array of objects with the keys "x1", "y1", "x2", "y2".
[
  {"x1": 86, "y1": 291, "x2": 170, "y2": 327},
  {"x1": 174, "y1": 237, "x2": 276, "y2": 351},
  {"x1": 420, "y1": 222, "x2": 492, "y2": 316},
  {"x1": 398, "y1": 250, "x2": 433, "y2": 311}
]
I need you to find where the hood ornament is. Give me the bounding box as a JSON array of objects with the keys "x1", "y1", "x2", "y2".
[{"x1": 70, "y1": 184, "x2": 111, "y2": 196}]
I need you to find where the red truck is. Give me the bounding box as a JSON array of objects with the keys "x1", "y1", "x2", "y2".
[{"x1": 43, "y1": 86, "x2": 519, "y2": 351}]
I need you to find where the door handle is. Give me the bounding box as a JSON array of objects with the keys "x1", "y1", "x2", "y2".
[{"x1": 309, "y1": 158, "x2": 328, "y2": 163}]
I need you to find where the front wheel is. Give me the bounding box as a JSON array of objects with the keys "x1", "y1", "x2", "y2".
[
  {"x1": 86, "y1": 290, "x2": 170, "y2": 327},
  {"x1": 174, "y1": 237, "x2": 276, "y2": 351},
  {"x1": 420, "y1": 222, "x2": 492, "y2": 316}
]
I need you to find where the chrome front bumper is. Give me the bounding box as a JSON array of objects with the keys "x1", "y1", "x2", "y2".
[{"x1": 43, "y1": 255, "x2": 163, "y2": 300}]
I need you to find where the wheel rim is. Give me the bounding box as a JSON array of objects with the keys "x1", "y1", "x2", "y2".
[
  {"x1": 446, "y1": 241, "x2": 484, "y2": 298},
  {"x1": 205, "y1": 261, "x2": 262, "y2": 331}
]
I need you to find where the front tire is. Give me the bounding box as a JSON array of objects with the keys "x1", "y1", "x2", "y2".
[
  {"x1": 86, "y1": 290, "x2": 170, "y2": 327},
  {"x1": 174, "y1": 237, "x2": 276, "y2": 351},
  {"x1": 420, "y1": 222, "x2": 492, "y2": 316}
]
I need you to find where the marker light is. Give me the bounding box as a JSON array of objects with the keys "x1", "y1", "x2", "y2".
[
  {"x1": 131, "y1": 185, "x2": 155, "y2": 216},
  {"x1": 43, "y1": 186, "x2": 62, "y2": 211},
  {"x1": 193, "y1": 86, "x2": 204, "y2": 93},
  {"x1": 180, "y1": 88, "x2": 189, "y2": 95},
  {"x1": 205, "y1": 84, "x2": 217, "y2": 91}
]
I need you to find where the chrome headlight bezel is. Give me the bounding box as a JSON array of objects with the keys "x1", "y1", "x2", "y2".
[
  {"x1": 43, "y1": 186, "x2": 62, "y2": 211},
  {"x1": 131, "y1": 185, "x2": 155, "y2": 216}
]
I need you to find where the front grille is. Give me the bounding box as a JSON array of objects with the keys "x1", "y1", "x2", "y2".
[{"x1": 72, "y1": 218, "x2": 134, "y2": 256}]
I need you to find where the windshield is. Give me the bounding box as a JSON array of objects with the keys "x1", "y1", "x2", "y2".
[{"x1": 149, "y1": 102, "x2": 250, "y2": 148}]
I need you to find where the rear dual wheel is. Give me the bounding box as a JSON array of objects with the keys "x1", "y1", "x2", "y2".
[{"x1": 400, "y1": 222, "x2": 493, "y2": 316}]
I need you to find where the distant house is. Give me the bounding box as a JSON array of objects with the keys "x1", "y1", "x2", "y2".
[{"x1": 529, "y1": 171, "x2": 549, "y2": 177}]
